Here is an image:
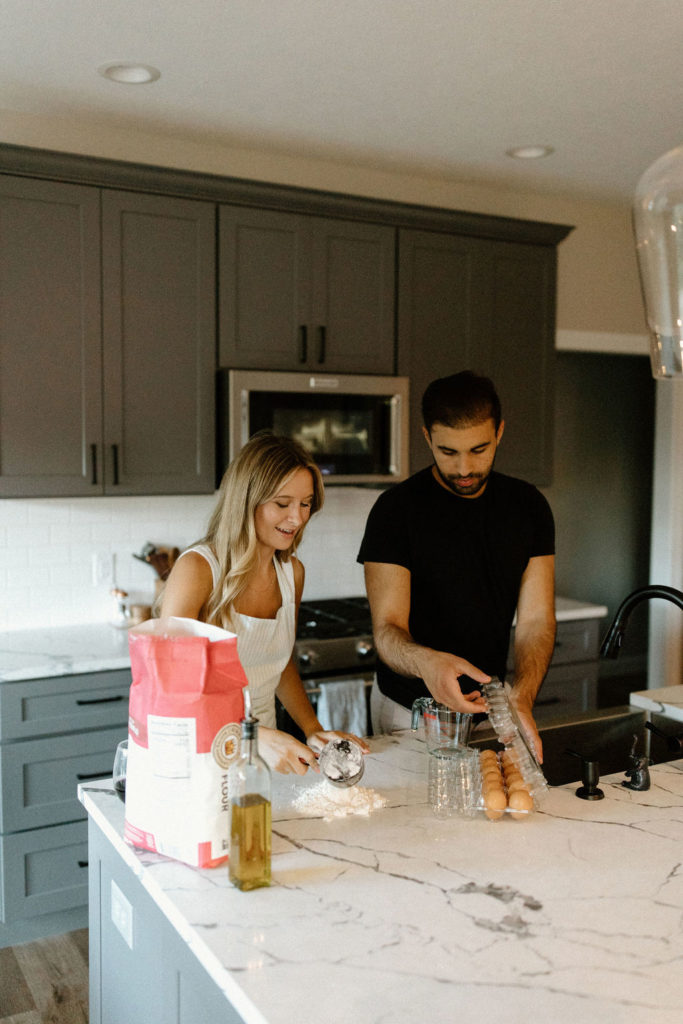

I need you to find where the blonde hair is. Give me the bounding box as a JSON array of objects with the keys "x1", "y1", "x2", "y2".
[{"x1": 200, "y1": 432, "x2": 323, "y2": 629}]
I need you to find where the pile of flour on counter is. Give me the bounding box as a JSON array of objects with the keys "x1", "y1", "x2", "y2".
[{"x1": 293, "y1": 780, "x2": 387, "y2": 820}]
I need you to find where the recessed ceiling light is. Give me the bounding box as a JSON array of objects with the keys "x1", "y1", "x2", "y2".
[
  {"x1": 506, "y1": 145, "x2": 554, "y2": 160},
  {"x1": 98, "y1": 62, "x2": 161, "y2": 84}
]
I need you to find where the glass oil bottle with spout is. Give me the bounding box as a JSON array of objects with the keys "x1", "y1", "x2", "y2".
[{"x1": 228, "y1": 714, "x2": 271, "y2": 891}]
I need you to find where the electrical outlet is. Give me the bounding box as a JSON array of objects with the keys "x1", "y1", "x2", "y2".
[
  {"x1": 111, "y1": 880, "x2": 133, "y2": 948},
  {"x1": 92, "y1": 552, "x2": 114, "y2": 587}
]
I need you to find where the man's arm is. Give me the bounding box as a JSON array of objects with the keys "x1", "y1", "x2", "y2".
[
  {"x1": 364, "y1": 562, "x2": 489, "y2": 715},
  {"x1": 508, "y1": 554, "x2": 556, "y2": 762}
]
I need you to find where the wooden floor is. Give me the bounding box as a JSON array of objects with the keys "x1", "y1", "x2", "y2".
[{"x1": 0, "y1": 929, "x2": 88, "y2": 1024}]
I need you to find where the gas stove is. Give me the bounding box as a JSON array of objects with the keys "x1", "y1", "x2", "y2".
[{"x1": 294, "y1": 596, "x2": 376, "y2": 679}]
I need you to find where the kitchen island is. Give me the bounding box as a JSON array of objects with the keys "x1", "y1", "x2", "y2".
[{"x1": 80, "y1": 730, "x2": 683, "y2": 1024}]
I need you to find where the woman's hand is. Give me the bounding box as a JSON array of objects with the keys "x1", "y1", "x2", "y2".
[
  {"x1": 258, "y1": 727, "x2": 321, "y2": 775},
  {"x1": 305, "y1": 730, "x2": 370, "y2": 755}
]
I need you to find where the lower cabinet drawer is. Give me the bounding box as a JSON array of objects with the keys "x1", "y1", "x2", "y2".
[
  {"x1": 0, "y1": 726, "x2": 127, "y2": 832},
  {"x1": 0, "y1": 820, "x2": 89, "y2": 923},
  {"x1": 533, "y1": 662, "x2": 599, "y2": 722},
  {"x1": 0, "y1": 670, "x2": 130, "y2": 741}
]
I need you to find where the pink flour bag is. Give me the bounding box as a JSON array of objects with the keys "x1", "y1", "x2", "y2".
[{"x1": 124, "y1": 617, "x2": 247, "y2": 868}]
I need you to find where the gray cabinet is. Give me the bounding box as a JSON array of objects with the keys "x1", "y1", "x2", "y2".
[
  {"x1": 88, "y1": 815, "x2": 237, "y2": 1024},
  {"x1": 0, "y1": 178, "x2": 216, "y2": 497},
  {"x1": 397, "y1": 229, "x2": 557, "y2": 486},
  {"x1": 0, "y1": 669, "x2": 129, "y2": 946},
  {"x1": 0, "y1": 176, "x2": 102, "y2": 497},
  {"x1": 218, "y1": 206, "x2": 396, "y2": 374}
]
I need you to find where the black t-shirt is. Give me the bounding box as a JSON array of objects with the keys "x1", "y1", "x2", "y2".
[{"x1": 357, "y1": 468, "x2": 555, "y2": 709}]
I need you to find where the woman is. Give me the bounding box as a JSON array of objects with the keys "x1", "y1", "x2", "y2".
[{"x1": 161, "y1": 431, "x2": 369, "y2": 774}]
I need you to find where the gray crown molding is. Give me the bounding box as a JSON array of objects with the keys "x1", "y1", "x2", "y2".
[{"x1": 0, "y1": 142, "x2": 572, "y2": 246}]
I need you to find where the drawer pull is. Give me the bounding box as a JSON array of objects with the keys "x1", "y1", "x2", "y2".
[
  {"x1": 76, "y1": 770, "x2": 110, "y2": 780},
  {"x1": 78, "y1": 860, "x2": 89, "y2": 869},
  {"x1": 535, "y1": 696, "x2": 562, "y2": 707},
  {"x1": 76, "y1": 695, "x2": 125, "y2": 706}
]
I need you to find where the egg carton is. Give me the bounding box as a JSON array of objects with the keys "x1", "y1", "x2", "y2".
[
  {"x1": 480, "y1": 678, "x2": 549, "y2": 799},
  {"x1": 472, "y1": 750, "x2": 536, "y2": 821},
  {"x1": 428, "y1": 747, "x2": 535, "y2": 822}
]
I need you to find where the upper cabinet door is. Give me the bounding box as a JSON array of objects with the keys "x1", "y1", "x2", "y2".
[
  {"x1": 101, "y1": 192, "x2": 216, "y2": 495},
  {"x1": 218, "y1": 207, "x2": 309, "y2": 371},
  {"x1": 218, "y1": 206, "x2": 396, "y2": 374},
  {"x1": 0, "y1": 176, "x2": 102, "y2": 497},
  {"x1": 398, "y1": 229, "x2": 557, "y2": 486},
  {"x1": 308, "y1": 218, "x2": 395, "y2": 374}
]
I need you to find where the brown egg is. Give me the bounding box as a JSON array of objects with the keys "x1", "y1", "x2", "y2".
[
  {"x1": 482, "y1": 778, "x2": 504, "y2": 796},
  {"x1": 506, "y1": 777, "x2": 528, "y2": 794},
  {"x1": 480, "y1": 749, "x2": 498, "y2": 763},
  {"x1": 504, "y1": 769, "x2": 523, "y2": 785},
  {"x1": 508, "y1": 789, "x2": 534, "y2": 820},
  {"x1": 482, "y1": 765, "x2": 502, "y2": 781},
  {"x1": 483, "y1": 788, "x2": 507, "y2": 820}
]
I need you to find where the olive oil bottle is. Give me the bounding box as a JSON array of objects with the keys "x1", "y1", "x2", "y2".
[{"x1": 228, "y1": 715, "x2": 271, "y2": 891}]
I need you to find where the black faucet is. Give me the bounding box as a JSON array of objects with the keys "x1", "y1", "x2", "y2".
[{"x1": 600, "y1": 585, "x2": 683, "y2": 659}]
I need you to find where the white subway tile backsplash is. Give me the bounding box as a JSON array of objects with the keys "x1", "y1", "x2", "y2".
[{"x1": 0, "y1": 487, "x2": 382, "y2": 630}]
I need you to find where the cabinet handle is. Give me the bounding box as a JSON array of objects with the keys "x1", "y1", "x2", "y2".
[
  {"x1": 534, "y1": 696, "x2": 562, "y2": 707},
  {"x1": 298, "y1": 325, "x2": 308, "y2": 363},
  {"x1": 317, "y1": 325, "x2": 326, "y2": 364},
  {"x1": 76, "y1": 770, "x2": 110, "y2": 780},
  {"x1": 90, "y1": 443, "x2": 98, "y2": 485},
  {"x1": 78, "y1": 860, "x2": 89, "y2": 869},
  {"x1": 111, "y1": 444, "x2": 119, "y2": 485},
  {"x1": 76, "y1": 695, "x2": 125, "y2": 706}
]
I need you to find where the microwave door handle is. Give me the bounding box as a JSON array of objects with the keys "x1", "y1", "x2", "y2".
[
  {"x1": 389, "y1": 394, "x2": 400, "y2": 476},
  {"x1": 317, "y1": 325, "x2": 326, "y2": 364},
  {"x1": 298, "y1": 325, "x2": 308, "y2": 364}
]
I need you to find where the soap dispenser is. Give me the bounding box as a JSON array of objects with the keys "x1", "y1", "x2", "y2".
[
  {"x1": 566, "y1": 749, "x2": 605, "y2": 801},
  {"x1": 228, "y1": 712, "x2": 272, "y2": 891}
]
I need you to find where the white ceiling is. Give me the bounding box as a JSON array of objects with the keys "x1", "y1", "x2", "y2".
[{"x1": 2, "y1": 0, "x2": 683, "y2": 202}]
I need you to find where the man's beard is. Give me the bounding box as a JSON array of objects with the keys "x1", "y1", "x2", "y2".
[{"x1": 433, "y1": 461, "x2": 493, "y2": 497}]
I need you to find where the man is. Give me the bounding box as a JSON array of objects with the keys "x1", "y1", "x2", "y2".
[{"x1": 357, "y1": 371, "x2": 556, "y2": 761}]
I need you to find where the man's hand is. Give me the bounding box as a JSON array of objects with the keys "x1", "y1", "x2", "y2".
[{"x1": 418, "y1": 649, "x2": 490, "y2": 714}]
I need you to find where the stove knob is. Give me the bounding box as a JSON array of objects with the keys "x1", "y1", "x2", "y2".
[
  {"x1": 355, "y1": 640, "x2": 375, "y2": 659},
  {"x1": 297, "y1": 648, "x2": 315, "y2": 669}
]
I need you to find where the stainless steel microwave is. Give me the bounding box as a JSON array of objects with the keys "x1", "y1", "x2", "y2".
[{"x1": 221, "y1": 370, "x2": 410, "y2": 485}]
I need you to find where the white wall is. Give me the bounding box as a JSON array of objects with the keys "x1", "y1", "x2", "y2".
[{"x1": 0, "y1": 488, "x2": 379, "y2": 631}]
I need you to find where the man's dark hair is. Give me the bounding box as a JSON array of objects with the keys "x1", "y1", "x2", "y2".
[{"x1": 421, "y1": 371, "x2": 502, "y2": 433}]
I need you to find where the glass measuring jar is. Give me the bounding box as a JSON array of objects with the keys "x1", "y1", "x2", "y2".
[{"x1": 410, "y1": 697, "x2": 474, "y2": 753}]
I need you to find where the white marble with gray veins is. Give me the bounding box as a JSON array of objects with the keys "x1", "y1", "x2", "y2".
[
  {"x1": 0, "y1": 623, "x2": 131, "y2": 683},
  {"x1": 631, "y1": 685, "x2": 683, "y2": 724},
  {"x1": 80, "y1": 730, "x2": 683, "y2": 1024}
]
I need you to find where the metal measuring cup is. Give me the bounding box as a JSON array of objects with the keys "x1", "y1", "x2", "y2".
[{"x1": 318, "y1": 738, "x2": 365, "y2": 788}]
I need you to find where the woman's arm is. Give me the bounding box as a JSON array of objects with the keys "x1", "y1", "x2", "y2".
[{"x1": 159, "y1": 552, "x2": 213, "y2": 620}]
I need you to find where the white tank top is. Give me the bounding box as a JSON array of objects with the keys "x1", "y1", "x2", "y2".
[{"x1": 178, "y1": 544, "x2": 296, "y2": 729}]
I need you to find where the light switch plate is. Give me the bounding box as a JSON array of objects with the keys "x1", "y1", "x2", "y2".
[{"x1": 111, "y1": 879, "x2": 133, "y2": 949}]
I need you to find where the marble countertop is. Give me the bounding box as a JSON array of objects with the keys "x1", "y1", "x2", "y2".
[
  {"x1": 1, "y1": 596, "x2": 608, "y2": 684},
  {"x1": 80, "y1": 730, "x2": 683, "y2": 1024},
  {"x1": 630, "y1": 685, "x2": 683, "y2": 723}
]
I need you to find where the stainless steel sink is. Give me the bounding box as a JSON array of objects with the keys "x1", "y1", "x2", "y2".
[{"x1": 470, "y1": 706, "x2": 683, "y2": 786}]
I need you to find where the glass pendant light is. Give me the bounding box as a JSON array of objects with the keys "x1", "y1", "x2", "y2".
[{"x1": 633, "y1": 144, "x2": 683, "y2": 378}]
